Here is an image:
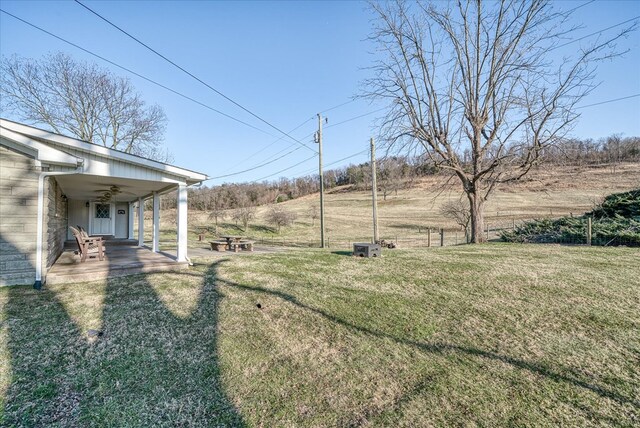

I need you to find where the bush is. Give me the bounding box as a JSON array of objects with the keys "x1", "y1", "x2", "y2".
[
  {"x1": 265, "y1": 206, "x2": 297, "y2": 233},
  {"x1": 501, "y1": 189, "x2": 640, "y2": 246}
]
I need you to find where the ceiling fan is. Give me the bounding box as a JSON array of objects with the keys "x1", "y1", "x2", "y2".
[{"x1": 93, "y1": 185, "x2": 135, "y2": 203}]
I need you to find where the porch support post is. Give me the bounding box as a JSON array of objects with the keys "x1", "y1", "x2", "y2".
[
  {"x1": 138, "y1": 197, "x2": 144, "y2": 247},
  {"x1": 128, "y1": 202, "x2": 134, "y2": 239},
  {"x1": 34, "y1": 173, "x2": 47, "y2": 289},
  {"x1": 152, "y1": 191, "x2": 160, "y2": 252},
  {"x1": 176, "y1": 183, "x2": 188, "y2": 262}
]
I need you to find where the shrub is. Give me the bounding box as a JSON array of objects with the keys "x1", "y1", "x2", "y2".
[{"x1": 501, "y1": 189, "x2": 639, "y2": 246}]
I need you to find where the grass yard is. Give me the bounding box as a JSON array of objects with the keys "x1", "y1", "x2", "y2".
[{"x1": 1, "y1": 244, "x2": 639, "y2": 426}]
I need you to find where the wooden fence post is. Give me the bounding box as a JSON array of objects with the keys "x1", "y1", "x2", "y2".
[
  {"x1": 427, "y1": 228, "x2": 431, "y2": 247},
  {"x1": 587, "y1": 217, "x2": 592, "y2": 246},
  {"x1": 440, "y1": 228, "x2": 444, "y2": 247}
]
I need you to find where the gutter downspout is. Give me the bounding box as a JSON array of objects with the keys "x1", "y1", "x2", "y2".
[{"x1": 34, "y1": 161, "x2": 84, "y2": 289}]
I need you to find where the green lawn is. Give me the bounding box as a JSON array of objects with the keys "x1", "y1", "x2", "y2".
[{"x1": 1, "y1": 244, "x2": 639, "y2": 426}]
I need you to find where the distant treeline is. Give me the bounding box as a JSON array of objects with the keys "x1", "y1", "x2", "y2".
[{"x1": 158, "y1": 135, "x2": 639, "y2": 212}]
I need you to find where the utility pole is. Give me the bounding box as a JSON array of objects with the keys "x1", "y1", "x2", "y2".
[
  {"x1": 370, "y1": 137, "x2": 379, "y2": 243},
  {"x1": 315, "y1": 114, "x2": 326, "y2": 248}
]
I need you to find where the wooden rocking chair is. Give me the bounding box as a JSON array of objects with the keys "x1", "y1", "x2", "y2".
[{"x1": 69, "y1": 226, "x2": 105, "y2": 262}]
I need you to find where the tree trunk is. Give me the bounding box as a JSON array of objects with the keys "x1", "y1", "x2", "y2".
[{"x1": 467, "y1": 192, "x2": 485, "y2": 243}]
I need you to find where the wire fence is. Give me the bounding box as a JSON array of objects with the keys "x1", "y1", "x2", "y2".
[
  {"x1": 247, "y1": 217, "x2": 638, "y2": 249},
  {"x1": 253, "y1": 227, "x2": 485, "y2": 249}
]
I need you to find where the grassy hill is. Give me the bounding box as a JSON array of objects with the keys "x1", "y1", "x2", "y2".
[{"x1": 153, "y1": 163, "x2": 640, "y2": 248}]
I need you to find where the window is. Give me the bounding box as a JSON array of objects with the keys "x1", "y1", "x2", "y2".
[{"x1": 95, "y1": 204, "x2": 110, "y2": 219}]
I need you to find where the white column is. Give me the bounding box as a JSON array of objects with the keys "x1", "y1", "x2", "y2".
[
  {"x1": 152, "y1": 191, "x2": 160, "y2": 252},
  {"x1": 137, "y1": 197, "x2": 144, "y2": 247},
  {"x1": 34, "y1": 174, "x2": 46, "y2": 289},
  {"x1": 176, "y1": 183, "x2": 188, "y2": 262},
  {"x1": 128, "y1": 202, "x2": 134, "y2": 239}
]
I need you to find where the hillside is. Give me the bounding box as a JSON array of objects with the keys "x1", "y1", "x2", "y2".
[{"x1": 156, "y1": 163, "x2": 640, "y2": 247}]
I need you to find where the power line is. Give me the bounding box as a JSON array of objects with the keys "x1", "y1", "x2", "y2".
[
  {"x1": 0, "y1": 8, "x2": 277, "y2": 138},
  {"x1": 238, "y1": 98, "x2": 366, "y2": 164},
  {"x1": 217, "y1": 118, "x2": 315, "y2": 175},
  {"x1": 217, "y1": 100, "x2": 362, "y2": 175},
  {"x1": 577, "y1": 93, "x2": 640, "y2": 109},
  {"x1": 1, "y1": 6, "x2": 332, "y2": 184},
  {"x1": 207, "y1": 147, "x2": 304, "y2": 180},
  {"x1": 292, "y1": 149, "x2": 370, "y2": 178},
  {"x1": 553, "y1": 16, "x2": 640, "y2": 50},
  {"x1": 563, "y1": 0, "x2": 596, "y2": 15},
  {"x1": 319, "y1": 99, "x2": 357, "y2": 114},
  {"x1": 251, "y1": 154, "x2": 318, "y2": 183},
  {"x1": 324, "y1": 149, "x2": 370, "y2": 168},
  {"x1": 211, "y1": 89, "x2": 640, "y2": 184},
  {"x1": 325, "y1": 107, "x2": 387, "y2": 129},
  {"x1": 209, "y1": 103, "x2": 385, "y2": 181},
  {"x1": 74, "y1": 0, "x2": 316, "y2": 154}
]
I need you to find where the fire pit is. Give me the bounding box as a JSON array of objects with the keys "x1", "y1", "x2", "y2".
[{"x1": 353, "y1": 243, "x2": 381, "y2": 258}]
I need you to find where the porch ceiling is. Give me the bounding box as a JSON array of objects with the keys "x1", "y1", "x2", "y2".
[{"x1": 56, "y1": 174, "x2": 176, "y2": 202}]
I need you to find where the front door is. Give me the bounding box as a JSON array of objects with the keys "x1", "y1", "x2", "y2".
[{"x1": 90, "y1": 202, "x2": 115, "y2": 235}]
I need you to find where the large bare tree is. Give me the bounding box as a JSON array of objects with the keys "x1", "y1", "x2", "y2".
[
  {"x1": 1, "y1": 52, "x2": 170, "y2": 161},
  {"x1": 365, "y1": 0, "x2": 635, "y2": 242}
]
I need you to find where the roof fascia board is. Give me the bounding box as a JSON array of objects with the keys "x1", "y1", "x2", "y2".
[
  {"x1": 140, "y1": 183, "x2": 186, "y2": 201},
  {"x1": 0, "y1": 128, "x2": 81, "y2": 167}
]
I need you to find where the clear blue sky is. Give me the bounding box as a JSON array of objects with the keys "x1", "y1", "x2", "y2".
[{"x1": 1, "y1": 0, "x2": 638, "y2": 185}]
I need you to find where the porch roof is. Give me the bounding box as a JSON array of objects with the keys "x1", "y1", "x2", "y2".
[{"x1": 0, "y1": 119, "x2": 208, "y2": 201}]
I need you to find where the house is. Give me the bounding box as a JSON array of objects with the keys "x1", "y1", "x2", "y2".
[{"x1": 0, "y1": 118, "x2": 208, "y2": 288}]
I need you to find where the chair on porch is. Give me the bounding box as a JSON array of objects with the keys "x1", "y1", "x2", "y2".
[
  {"x1": 69, "y1": 226, "x2": 105, "y2": 262},
  {"x1": 78, "y1": 225, "x2": 98, "y2": 239}
]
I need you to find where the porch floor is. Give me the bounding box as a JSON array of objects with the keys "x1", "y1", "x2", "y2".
[{"x1": 46, "y1": 240, "x2": 189, "y2": 285}]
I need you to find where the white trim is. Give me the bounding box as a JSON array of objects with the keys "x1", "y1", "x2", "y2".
[
  {"x1": 128, "y1": 202, "x2": 134, "y2": 239},
  {"x1": 138, "y1": 197, "x2": 144, "y2": 247},
  {"x1": 35, "y1": 169, "x2": 82, "y2": 288},
  {"x1": 1, "y1": 119, "x2": 207, "y2": 183},
  {"x1": 152, "y1": 192, "x2": 160, "y2": 253},
  {"x1": 176, "y1": 184, "x2": 188, "y2": 262},
  {"x1": 111, "y1": 203, "x2": 116, "y2": 235},
  {"x1": 1, "y1": 127, "x2": 82, "y2": 166}
]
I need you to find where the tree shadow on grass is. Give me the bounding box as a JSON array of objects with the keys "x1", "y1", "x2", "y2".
[
  {"x1": 248, "y1": 224, "x2": 276, "y2": 234},
  {"x1": 331, "y1": 250, "x2": 353, "y2": 257},
  {"x1": 217, "y1": 274, "x2": 639, "y2": 411},
  {"x1": 3, "y1": 259, "x2": 245, "y2": 427}
]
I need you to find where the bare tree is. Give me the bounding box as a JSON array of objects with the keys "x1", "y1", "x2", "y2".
[
  {"x1": 1, "y1": 52, "x2": 169, "y2": 161},
  {"x1": 208, "y1": 192, "x2": 227, "y2": 234},
  {"x1": 440, "y1": 199, "x2": 471, "y2": 241},
  {"x1": 308, "y1": 204, "x2": 319, "y2": 227},
  {"x1": 232, "y1": 203, "x2": 256, "y2": 232},
  {"x1": 265, "y1": 205, "x2": 297, "y2": 233},
  {"x1": 378, "y1": 157, "x2": 405, "y2": 200},
  {"x1": 365, "y1": 0, "x2": 635, "y2": 242}
]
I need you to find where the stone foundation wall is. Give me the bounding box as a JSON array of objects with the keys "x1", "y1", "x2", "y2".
[{"x1": 45, "y1": 177, "x2": 68, "y2": 269}]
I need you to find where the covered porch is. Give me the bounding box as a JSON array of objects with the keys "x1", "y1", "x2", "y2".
[
  {"x1": 58, "y1": 172, "x2": 191, "y2": 259},
  {"x1": 0, "y1": 119, "x2": 208, "y2": 287},
  {"x1": 46, "y1": 239, "x2": 188, "y2": 285}
]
